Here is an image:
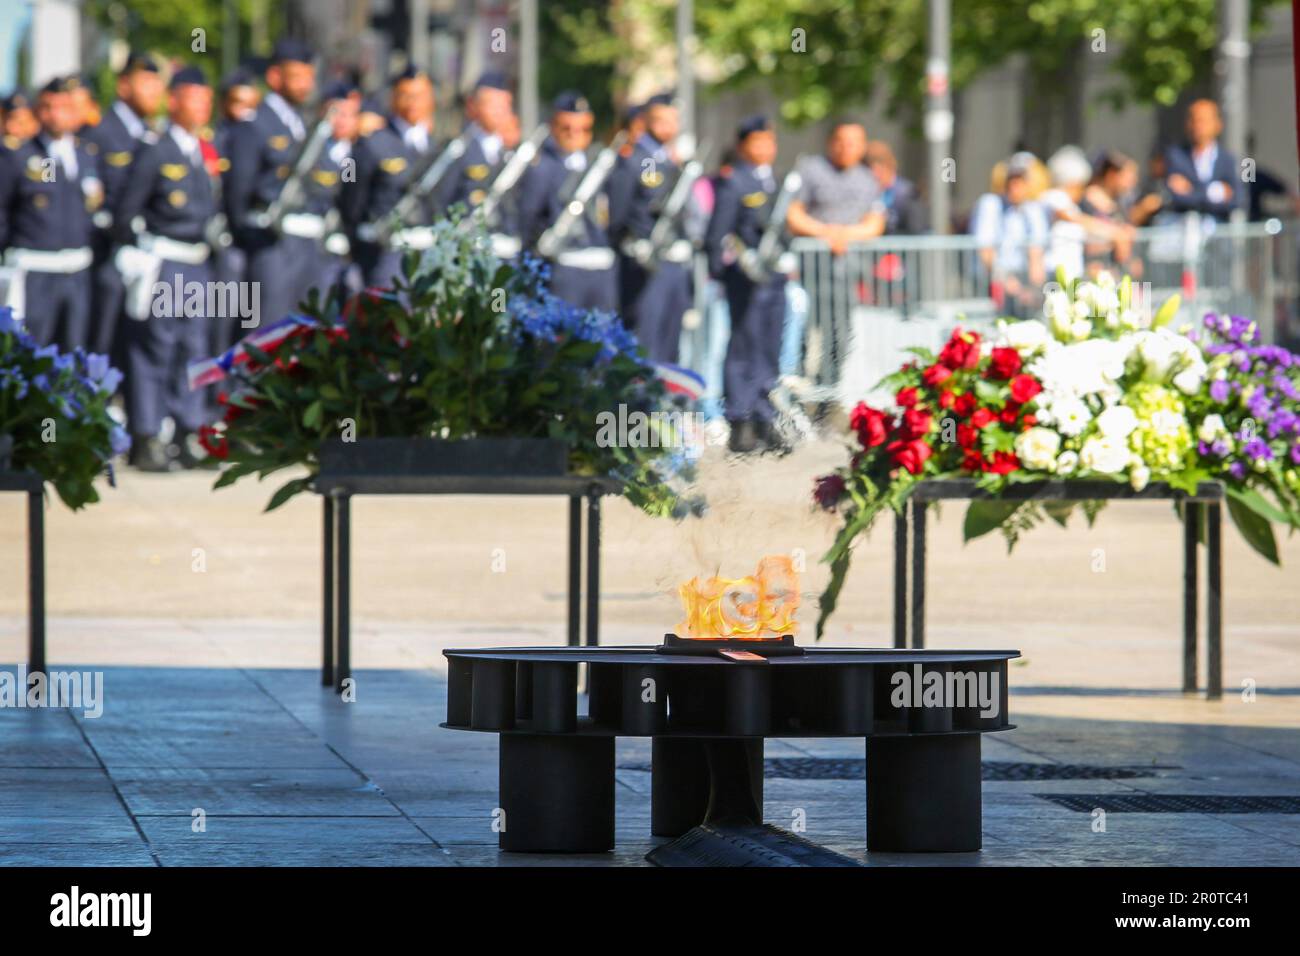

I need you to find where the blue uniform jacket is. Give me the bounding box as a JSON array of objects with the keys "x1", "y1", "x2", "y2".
[
  {"x1": 113, "y1": 127, "x2": 216, "y2": 245},
  {"x1": 0, "y1": 133, "x2": 100, "y2": 252}
]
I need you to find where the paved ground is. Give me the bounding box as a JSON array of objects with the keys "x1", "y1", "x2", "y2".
[
  {"x1": 1, "y1": 665, "x2": 1297, "y2": 867},
  {"x1": 0, "y1": 446, "x2": 1297, "y2": 865}
]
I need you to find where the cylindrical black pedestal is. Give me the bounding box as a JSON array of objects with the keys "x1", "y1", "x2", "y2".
[
  {"x1": 499, "y1": 733, "x2": 614, "y2": 852},
  {"x1": 651, "y1": 737, "x2": 763, "y2": 837},
  {"x1": 866, "y1": 733, "x2": 981, "y2": 852}
]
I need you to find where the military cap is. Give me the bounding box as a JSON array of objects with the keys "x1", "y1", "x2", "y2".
[
  {"x1": 2, "y1": 91, "x2": 32, "y2": 112},
  {"x1": 736, "y1": 114, "x2": 772, "y2": 141},
  {"x1": 38, "y1": 76, "x2": 79, "y2": 96},
  {"x1": 270, "y1": 38, "x2": 314, "y2": 66},
  {"x1": 473, "y1": 71, "x2": 510, "y2": 92},
  {"x1": 644, "y1": 91, "x2": 676, "y2": 109},
  {"x1": 551, "y1": 90, "x2": 591, "y2": 115},
  {"x1": 219, "y1": 67, "x2": 256, "y2": 95},
  {"x1": 169, "y1": 66, "x2": 209, "y2": 90},
  {"x1": 321, "y1": 78, "x2": 359, "y2": 102},
  {"x1": 121, "y1": 51, "x2": 161, "y2": 75}
]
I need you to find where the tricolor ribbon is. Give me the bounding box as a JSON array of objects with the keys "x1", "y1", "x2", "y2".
[{"x1": 187, "y1": 314, "x2": 321, "y2": 390}]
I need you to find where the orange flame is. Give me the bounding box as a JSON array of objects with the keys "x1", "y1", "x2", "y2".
[{"x1": 676, "y1": 556, "x2": 800, "y2": 640}]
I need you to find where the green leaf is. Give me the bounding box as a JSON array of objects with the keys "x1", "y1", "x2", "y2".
[
  {"x1": 963, "y1": 500, "x2": 1020, "y2": 542},
  {"x1": 302, "y1": 400, "x2": 323, "y2": 430},
  {"x1": 265, "y1": 476, "x2": 312, "y2": 513},
  {"x1": 1226, "y1": 484, "x2": 1293, "y2": 527},
  {"x1": 1152, "y1": 293, "x2": 1181, "y2": 328},
  {"x1": 1044, "y1": 501, "x2": 1075, "y2": 528},
  {"x1": 1226, "y1": 494, "x2": 1280, "y2": 564}
]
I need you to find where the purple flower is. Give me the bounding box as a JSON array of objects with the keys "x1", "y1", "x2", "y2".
[
  {"x1": 1209, "y1": 379, "x2": 1231, "y2": 403},
  {"x1": 1242, "y1": 438, "x2": 1274, "y2": 463},
  {"x1": 1291, "y1": 445, "x2": 1300, "y2": 466}
]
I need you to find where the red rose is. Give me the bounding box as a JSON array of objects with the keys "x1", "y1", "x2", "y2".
[
  {"x1": 813, "y1": 474, "x2": 847, "y2": 510},
  {"x1": 1022, "y1": 414, "x2": 1037, "y2": 429},
  {"x1": 886, "y1": 438, "x2": 933, "y2": 475},
  {"x1": 999, "y1": 402, "x2": 1021, "y2": 426},
  {"x1": 953, "y1": 392, "x2": 976, "y2": 418},
  {"x1": 985, "y1": 451, "x2": 1020, "y2": 475},
  {"x1": 961, "y1": 449, "x2": 985, "y2": 472},
  {"x1": 969, "y1": 407, "x2": 995, "y2": 429},
  {"x1": 900, "y1": 408, "x2": 933, "y2": 439},
  {"x1": 938, "y1": 390, "x2": 957, "y2": 411},
  {"x1": 956, "y1": 423, "x2": 979, "y2": 449},
  {"x1": 921, "y1": 364, "x2": 952, "y2": 388},
  {"x1": 1009, "y1": 374, "x2": 1043, "y2": 404},
  {"x1": 849, "y1": 402, "x2": 889, "y2": 448},
  {"x1": 938, "y1": 328, "x2": 981, "y2": 370},
  {"x1": 987, "y1": 347, "x2": 1022, "y2": 380},
  {"x1": 197, "y1": 425, "x2": 229, "y2": 460},
  {"x1": 895, "y1": 386, "x2": 920, "y2": 408}
]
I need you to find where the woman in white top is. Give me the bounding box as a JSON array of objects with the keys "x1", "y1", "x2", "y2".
[{"x1": 1039, "y1": 146, "x2": 1135, "y2": 280}]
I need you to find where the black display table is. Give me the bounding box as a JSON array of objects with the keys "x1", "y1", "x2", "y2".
[
  {"x1": 893, "y1": 479, "x2": 1224, "y2": 698},
  {"x1": 442, "y1": 645, "x2": 1018, "y2": 855},
  {"x1": 0, "y1": 471, "x2": 45, "y2": 672},
  {"x1": 315, "y1": 474, "x2": 622, "y2": 692}
]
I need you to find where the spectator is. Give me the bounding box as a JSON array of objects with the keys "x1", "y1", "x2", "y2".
[
  {"x1": 786, "y1": 119, "x2": 885, "y2": 255},
  {"x1": 1243, "y1": 135, "x2": 1300, "y2": 221},
  {"x1": 1082, "y1": 149, "x2": 1141, "y2": 274},
  {"x1": 865, "y1": 140, "x2": 925, "y2": 234},
  {"x1": 1039, "y1": 146, "x2": 1134, "y2": 279},
  {"x1": 1163, "y1": 99, "x2": 1241, "y2": 222},
  {"x1": 1128, "y1": 150, "x2": 1171, "y2": 226},
  {"x1": 969, "y1": 151, "x2": 1048, "y2": 316}
]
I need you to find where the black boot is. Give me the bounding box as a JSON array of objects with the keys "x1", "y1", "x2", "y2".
[
  {"x1": 727, "y1": 419, "x2": 758, "y2": 454},
  {"x1": 128, "y1": 436, "x2": 176, "y2": 473},
  {"x1": 754, "y1": 418, "x2": 792, "y2": 456}
]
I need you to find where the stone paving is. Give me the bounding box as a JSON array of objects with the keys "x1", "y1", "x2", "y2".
[
  {"x1": 0, "y1": 665, "x2": 1297, "y2": 866},
  {"x1": 1, "y1": 452, "x2": 1298, "y2": 866}
]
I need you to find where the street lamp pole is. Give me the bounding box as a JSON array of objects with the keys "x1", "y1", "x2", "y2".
[
  {"x1": 676, "y1": 0, "x2": 695, "y2": 151},
  {"x1": 925, "y1": 0, "x2": 953, "y2": 235},
  {"x1": 520, "y1": 0, "x2": 539, "y2": 133}
]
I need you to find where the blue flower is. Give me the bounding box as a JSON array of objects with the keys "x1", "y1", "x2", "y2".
[
  {"x1": 109, "y1": 425, "x2": 132, "y2": 456},
  {"x1": 0, "y1": 307, "x2": 18, "y2": 335}
]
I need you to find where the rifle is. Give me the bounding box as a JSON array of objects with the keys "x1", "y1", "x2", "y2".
[
  {"x1": 628, "y1": 140, "x2": 711, "y2": 269},
  {"x1": 251, "y1": 106, "x2": 336, "y2": 232},
  {"x1": 536, "y1": 131, "x2": 626, "y2": 259},
  {"x1": 735, "y1": 167, "x2": 803, "y2": 282},
  {"x1": 374, "y1": 131, "x2": 470, "y2": 246},
  {"x1": 462, "y1": 124, "x2": 550, "y2": 232}
]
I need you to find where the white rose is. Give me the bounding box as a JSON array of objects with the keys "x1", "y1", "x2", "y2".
[
  {"x1": 1130, "y1": 462, "x2": 1151, "y2": 492},
  {"x1": 997, "y1": 319, "x2": 1050, "y2": 355},
  {"x1": 1056, "y1": 450, "x2": 1079, "y2": 475},
  {"x1": 1150, "y1": 408, "x2": 1185, "y2": 439},
  {"x1": 1094, "y1": 404, "x2": 1138, "y2": 440},
  {"x1": 1172, "y1": 366, "x2": 1204, "y2": 396},
  {"x1": 1014, "y1": 427, "x2": 1062, "y2": 472},
  {"x1": 1071, "y1": 319, "x2": 1093, "y2": 341},
  {"x1": 1052, "y1": 396, "x2": 1092, "y2": 437},
  {"x1": 1198, "y1": 414, "x2": 1227, "y2": 443},
  {"x1": 1080, "y1": 435, "x2": 1130, "y2": 474}
]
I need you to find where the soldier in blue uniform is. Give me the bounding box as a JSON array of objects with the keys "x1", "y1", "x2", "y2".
[
  {"x1": 80, "y1": 53, "x2": 164, "y2": 359},
  {"x1": 209, "y1": 67, "x2": 259, "y2": 356},
  {"x1": 223, "y1": 38, "x2": 317, "y2": 329},
  {"x1": 704, "y1": 115, "x2": 787, "y2": 454},
  {"x1": 343, "y1": 66, "x2": 438, "y2": 288},
  {"x1": 303, "y1": 79, "x2": 361, "y2": 304},
  {"x1": 0, "y1": 77, "x2": 100, "y2": 350},
  {"x1": 2, "y1": 91, "x2": 39, "y2": 144},
  {"x1": 608, "y1": 92, "x2": 692, "y2": 363},
  {"x1": 517, "y1": 91, "x2": 617, "y2": 312},
  {"x1": 112, "y1": 68, "x2": 219, "y2": 471},
  {"x1": 439, "y1": 72, "x2": 522, "y2": 254}
]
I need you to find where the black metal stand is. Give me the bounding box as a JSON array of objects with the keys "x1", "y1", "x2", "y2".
[
  {"x1": 1, "y1": 473, "x2": 44, "y2": 673},
  {"x1": 499, "y1": 733, "x2": 615, "y2": 853},
  {"x1": 893, "y1": 480, "x2": 1225, "y2": 699},
  {"x1": 650, "y1": 737, "x2": 764, "y2": 836},
  {"x1": 317, "y1": 475, "x2": 619, "y2": 693},
  {"x1": 867, "y1": 733, "x2": 982, "y2": 852}
]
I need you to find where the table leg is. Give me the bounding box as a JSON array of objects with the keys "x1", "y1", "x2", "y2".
[
  {"x1": 911, "y1": 498, "x2": 927, "y2": 649},
  {"x1": 499, "y1": 733, "x2": 614, "y2": 852},
  {"x1": 867, "y1": 733, "x2": 981, "y2": 852},
  {"x1": 335, "y1": 494, "x2": 351, "y2": 693},
  {"x1": 567, "y1": 496, "x2": 581, "y2": 647},
  {"x1": 586, "y1": 493, "x2": 600, "y2": 648},
  {"x1": 651, "y1": 737, "x2": 764, "y2": 837},
  {"x1": 1182, "y1": 502, "x2": 1199, "y2": 693},
  {"x1": 1207, "y1": 501, "x2": 1223, "y2": 700},
  {"x1": 322, "y1": 495, "x2": 335, "y2": 687},
  {"x1": 893, "y1": 508, "x2": 908, "y2": 649},
  {"x1": 28, "y1": 488, "x2": 45, "y2": 675}
]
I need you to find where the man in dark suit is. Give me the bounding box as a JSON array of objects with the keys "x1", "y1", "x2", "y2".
[
  {"x1": 343, "y1": 66, "x2": 439, "y2": 288},
  {"x1": 0, "y1": 76, "x2": 100, "y2": 351},
  {"x1": 80, "y1": 52, "x2": 164, "y2": 358},
  {"x1": 223, "y1": 38, "x2": 317, "y2": 329},
  {"x1": 113, "y1": 68, "x2": 219, "y2": 471},
  {"x1": 517, "y1": 91, "x2": 618, "y2": 312},
  {"x1": 1163, "y1": 99, "x2": 1242, "y2": 222},
  {"x1": 705, "y1": 115, "x2": 787, "y2": 454}
]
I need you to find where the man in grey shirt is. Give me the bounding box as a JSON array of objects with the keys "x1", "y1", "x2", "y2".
[{"x1": 787, "y1": 120, "x2": 886, "y2": 252}]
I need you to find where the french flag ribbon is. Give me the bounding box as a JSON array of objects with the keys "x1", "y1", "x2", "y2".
[
  {"x1": 187, "y1": 314, "x2": 321, "y2": 390},
  {"x1": 651, "y1": 361, "x2": 706, "y2": 402}
]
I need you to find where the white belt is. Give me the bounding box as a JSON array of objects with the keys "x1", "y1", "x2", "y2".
[
  {"x1": 491, "y1": 234, "x2": 521, "y2": 259},
  {"x1": 662, "y1": 239, "x2": 693, "y2": 263},
  {"x1": 392, "y1": 227, "x2": 435, "y2": 251},
  {"x1": 139, "y1": 232, "x2": 209, "y2": 265},
  {"x1": 281, "y1": 212, "x2": 327, "y2": 240},
  {"x1": 2, "y1": 247, "x2": 93, "y2": 274},
  {"x1": 555, "y1": 247, "x2": 616, "y2": 270}
]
